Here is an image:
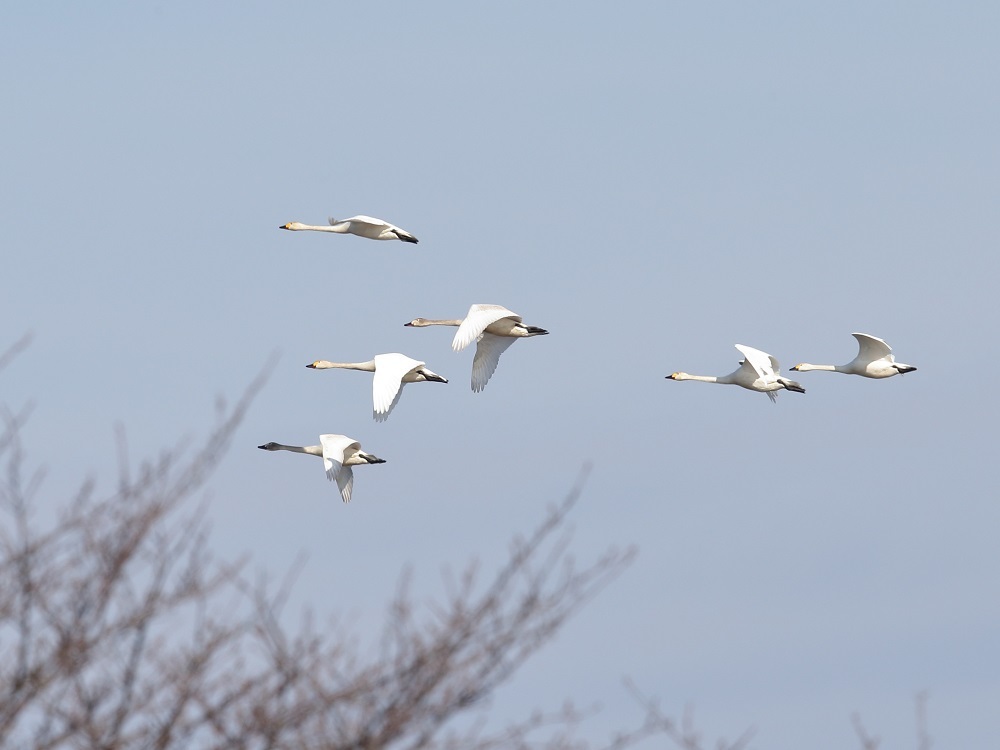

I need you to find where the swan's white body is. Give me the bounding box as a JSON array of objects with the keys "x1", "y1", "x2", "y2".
[
  {"x1": 405, "y1": 304, "x2": 549, "y2": 392},
  {"x1": 791, "y1": 333, "x2": 917, "y2": 379},
  {"x1": 667, "y1": 344, "x2": 806, "y2": 403},
  {"x1": 280, "y1": 215, "x2": 418, "y2": 243},
  {"x1": 257, "y1": 434, "x2": 385, "y2": 502},
  {"x1": 307, "y1": 353, "x2": 447, "y2": 421}
]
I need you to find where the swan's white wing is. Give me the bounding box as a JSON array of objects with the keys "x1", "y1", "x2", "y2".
[
  {"x1": 852, "y1": 332, "x2": 892, "y2": 363},
  {"x1": 471, "y1": 334, "x2": 517, "y2": 392},
  {"x1": 336, "y1": 466, "x2": 355, "y2": 502},
  {"x1": 319, "y1": 434, "x2": 358, "y2": 481},
  {"x1": 452, "y1": 304, "x2": 521, "y2": 352},
  {"x1": 371, "y1": 353, "x2": 422, "y2": 419},
  {"x1": 766, "y1": 390, "x2": 778, "y2": 403},
  {"x1": 734, "y1": 344, "x2": 774, "y2": 378},
  {"x1": 734, "y1": 359, "x2": 758, "y2": 380},
  {"x1": 767, "y1": 354, "x2": 782, "y2": 374},
  {"x1": 374, "y1": 387, "x2": 405, "y2": 423},
  {"x1": 328, "y1": 215, "x2": 388, "y2": 228}
]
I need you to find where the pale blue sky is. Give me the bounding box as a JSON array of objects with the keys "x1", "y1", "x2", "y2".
[{"x1": 3, "y1": 2, "x2": 999, "y2": 746}]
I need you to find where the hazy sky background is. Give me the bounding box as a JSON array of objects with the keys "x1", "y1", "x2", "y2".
[{"x1": 3, "y1": 2, "x2": 999, "y2": 747}]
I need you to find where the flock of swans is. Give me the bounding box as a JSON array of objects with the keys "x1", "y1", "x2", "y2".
[
  {"x1": 260, "y1": 214, "x2": 917, "y2": 502},
  {"x1": 667, "y1": 333, "x2": 916, "y2": 403},
  {"x1": 261, "y1": 217, "x2": 551, "y2": 501}
]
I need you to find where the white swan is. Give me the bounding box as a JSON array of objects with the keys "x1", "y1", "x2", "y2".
[
  {"x1": 790, "y1": 333, "x2": 917, "y2": 378},
  {"x1": 279, "y1": 215, "x2": 418, "y2": 243},
  {"x1": 306, "y1": 353, "x2": 447, "y2": 421},
  {"x1": 404, "y1": 304, "x2": 549, "y2": 392},
  {"x1": 258, "y1": 434, "x2": 385, "y2": 502},
  {"x1": 667, "y1": 344, "x2": 805, "y2": 403}
]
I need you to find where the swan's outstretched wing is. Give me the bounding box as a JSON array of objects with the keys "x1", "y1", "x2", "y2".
[
  {"x1": 336, "y1": 467, "x2": 355, "y2": 502},
  {"x1": 471, "y1": 334, "x2": 517, "y2": 392},
  {"x1": 319, "y1": 434, "x2": 355, "y2": 480},
  {"x1": 374, "y1": 388, "x2": 405, "y2": 423},
  {"x1": 852, "y1": 332, "x2": 893, "y2": 363},
  {"x1": 452, "y1": 304, "x2": 521, "y2": 352},
  {"x1": 329, "y1": 215, "x2": 387, "y2": 228},
  {"x1": 735, "y1": 344, "x2": 775, "y2": 378},
  {"x1": 320, "y1": 434, "x2": 359, "y2": 502},
  {"x1": 372, "y1": 353, "x2": 423, "y2": 419}
]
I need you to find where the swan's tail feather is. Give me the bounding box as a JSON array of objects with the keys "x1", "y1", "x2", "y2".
[
  {"x1": 778, "y1": 377, "x2": 806, "y2": 394},
  {"x1": 392, "y1": 229, "x2": 419, "y2": 243}
]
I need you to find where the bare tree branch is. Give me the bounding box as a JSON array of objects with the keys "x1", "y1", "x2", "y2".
[
  {"x1": 915, "y1": 691, "x2": 931, "y2": 750},
  {"x1": 0, "y1": 332, "x2": 32, "y2": 374},
  {"x1": 852, "y1": 712, "x2": 880, "y2": 750}
]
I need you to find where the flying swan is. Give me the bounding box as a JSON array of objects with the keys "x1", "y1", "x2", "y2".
[
  {"x1": 306, "y1": 353, "x2": 447, "y2": 421},
  {"x1": 258, "y1": 434, "x2": 385, "y2": 502},
  {"x1": 790, "y1": 333, "x2": 917, "y2": 378},
  {"x1": 667, "y1": 344, "x2": 805, "y2": 402},
  {"x1": 404, "y1": 304, "x2": 549, "y2": 392},
  {"x1": 279, "y1": 215, "x2": 418, "y2": 243}
]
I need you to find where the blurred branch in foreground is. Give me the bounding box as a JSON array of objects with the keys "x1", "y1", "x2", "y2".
[
  {"x1": 0, "y1": 341, "x2": 749, "y2": 749},
  {"x1": 0, "y1": 332, "x2": 32, "y2": 374},
  {"x1": 853, "y1": 692, "x2": 933, "y2": 750}
]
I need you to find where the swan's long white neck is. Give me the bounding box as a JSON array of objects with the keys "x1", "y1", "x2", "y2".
[
  {"x1": 309, "y1": 360, "x2": 377, "y2": 372},
  {"x1": 290, "y1": 223, "x2": 347, "y2": 233},
  {"x1": 676, "y1": 373, "x2": 721, "y2": 384},
  {"x1": 411, "y1": 319, "x2": 464, "y2": 327},
  {"x1": 794, "y1": 363, "x2": 839, "y2": 373},
  {"x1": 270, "y1": 444, "x2": 323, "y2": 456}
]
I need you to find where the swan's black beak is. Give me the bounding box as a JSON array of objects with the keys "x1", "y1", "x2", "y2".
[
  {"x1": 257, "y1": 445, "x2": 267, "y2": 449},
  {"x1": 404, "y1": 322, "x2": 413, "y2": 327},
  {"x1": 279, "y1": 224, "x2": 290, "y2": 230},
  {"x1": 426, "y1": 374, "x2": 448, "y2": 383},
  {"x1": 306, "y1": 363, "x2": 316, "y2": 369}
]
